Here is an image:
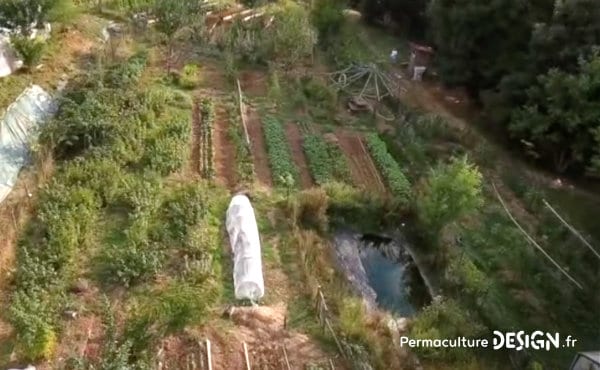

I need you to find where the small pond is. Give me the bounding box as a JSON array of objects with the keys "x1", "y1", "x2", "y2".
[{"x1": 333, "y1": 230, "x2": 431, "y2": 316}]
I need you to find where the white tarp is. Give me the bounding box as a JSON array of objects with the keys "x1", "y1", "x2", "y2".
[
  {"x1": 0, "y1": 85, "x2": 55, "y2": 203},
  {"x1": 226, "y1": 194, "x2": 265, "y2": 301},
  {"x1": 0, "y1": 34, "x2": 22, "y2": 77},
  {"x1": 1, "y1": 23, "x2": 52, "y2": 77}
]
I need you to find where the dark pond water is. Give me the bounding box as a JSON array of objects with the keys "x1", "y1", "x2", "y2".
[{"x1": 333, "y1": 231, "x2": 431, "y2": 316}]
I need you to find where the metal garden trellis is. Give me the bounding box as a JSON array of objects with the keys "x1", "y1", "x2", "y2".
[{"x1": 328, "y1": 63, "x2": 400, "y2": 120}]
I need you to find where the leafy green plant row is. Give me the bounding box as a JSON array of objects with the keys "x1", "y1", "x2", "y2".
[
  {"x1": 200, "y1": 98, "x2": 214, "y2": 179},
  {"x1": 263, "y1": 116, "x2": 299, "y2": 187},
  {"x1": 365, "y1": 133, "x2": 411, "y2": 203},
  {"x1": 303, "y1": 134, "x2": 351, "y2": 185},
  {"x1": 227, "y1": 99, "x2": 254, "y2": 184}
]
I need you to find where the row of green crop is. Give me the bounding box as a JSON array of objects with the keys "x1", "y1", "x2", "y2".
[
  {"x1": 303, "y1": 134, "x2": 351, "y2": 185},
  {"x1": 200, "y1": 98, "x2": 214, "y2": 179},
  {"x1": 365, "y1": 133, "x2": 411, "y2": 203},
  {"x1": 227, "y1": 97, "x2": 254, "y2": 184},
  {"x1": 8, "y1": 54, "x2": 223, "y2": 362},
  {"x1": 262, "y1": 116, "x2": 299, "y2": 187}
]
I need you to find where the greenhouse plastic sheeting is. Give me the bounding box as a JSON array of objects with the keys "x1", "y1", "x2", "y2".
[
  {"x1": 226, "y1": 194, "x2": 265, "y2": 301},
  {"x1": 0, "y1": 85, "x2": 55, "y2": 204}
]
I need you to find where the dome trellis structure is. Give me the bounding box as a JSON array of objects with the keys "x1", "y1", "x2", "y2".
[{"x1": 328, "y1": 63, "x2": 399, "y2": 102}]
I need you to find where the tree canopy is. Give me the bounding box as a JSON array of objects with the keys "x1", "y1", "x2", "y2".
[
  {"x1": 417, "y1": 156, "x2": 483, "y2": 233},
  {"x1": 427, "y1": 0, "x2": 532, "y2": 92},
  {"x1": 510, "y1": 53, "x2": 600, "y2": 174}
]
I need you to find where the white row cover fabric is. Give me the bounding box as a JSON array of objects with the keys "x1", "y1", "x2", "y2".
[
  {"x1": 0, "y1": 85, "x2": 55, "y2": 203},
  {"x1": 1, "y1": 24, "x2": 52, "y2": 78},
  {"x1": 0, "y1": 34, "x2": 22, "y2": 77},
  {"x1": 226, "y1": 194, "x2": 265, "y2": 301}
]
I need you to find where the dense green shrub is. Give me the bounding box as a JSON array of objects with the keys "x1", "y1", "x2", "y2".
[
  {"x1": 46, "y1": 90, "x2": 116, "y2": 158},
  {"x1": 13, "y1": 244, "x2": 61, "y2": 293},
  {"x1": 140, "y1": 134, "x2": 187, "y2": 175},
  {"x1": 221, "y1": 17, "x2": 271, "y2": 64},
  {"x1": 179, "y1": 63, "x2": 200, "y2": 89},
  {"x1": 10, "y1": 35, "x2": 45, "y2": 68},
  {"x1": 114, "y1": 172, "x2": 162, "y2": 213},
  {"x1": 410, "y1": 298, "x2": 485, "y2": 362},
  {"x1": 365, "y1": 133, "x2": 411, "y2": 203},
  {"x1": 287, "y1": 188, "x2": 329, "y2": 231},
  {"x1": 300, "y1": 76, "x2": 337, "y2": 117},
  {"x1": 57, "y1": 158, "x2": 124, "y2": 205},
  {"x1": 416, "y1": 156, "x2": 483, "y2": 233},
  {"x1": 99, "y1": 237, "x2": 164, "y2": 287},
  {"x1": 269, "y1": 1, "x2": 317, "y2": 67},
  {"x1": 160, "y1": 184, "x2": 206, "y2": 240},
  {"x1": 8, "y1": 290, "x2": 58, "y2": 360},
  {"x1": 37, "y1": 184, "x2": 100, "y2": 269},
  {"x1": 311, "y1": 0, "x2": 345, "y2": 42},
  {"x1": 104, "y1": 51, "x2": 148, "y2": 88},
  {"x1": 445, "y1": 254, "x2": 490, "y2": 296},
  {"x1": 221, "y1": 1, "x2": 316, "y2": 66},
  {"x1": 303, "y1": 134, "x2": 351, "y2": 185},
  {"x1": 339, "y1": 297, "x2": 367, "y2": 340},
  {"x1": 263, "y1": 116, "x2": 299, "y2": 187},
  {"x1": 328, "y1": 22, "x2": 370, "y2": 68},
  {"x1": 9, "y1": 163, "x2": 101, "y2": 361}
]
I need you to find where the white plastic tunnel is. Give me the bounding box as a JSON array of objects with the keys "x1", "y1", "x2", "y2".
[{"x1": 226, "y1": 194, "x2": 265, "y2": 301}]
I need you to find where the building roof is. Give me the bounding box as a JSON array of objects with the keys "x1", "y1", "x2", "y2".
[{"x1": 409, "y1": 42, "x2": 434, "y2": 54}]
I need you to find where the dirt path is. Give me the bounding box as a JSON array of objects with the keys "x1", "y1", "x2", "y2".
[
  {"x1": 246, "y1": 106, "x2": 273, "y2": 188},
  {"x1": 335, "y1": 129, "x2": 387, "y2": 194},
  {"x1": 240, "y1": 70, "x2": 268, "y2": 97},
  {"x1": 213, "y1": 103, "x2": 237, "y2": 189},
  {"x1": 190, "y1": 100, "x2": 202, "y2": 175},
  {"x1": 284, "y1": 123, "x2": 313, "y2": 189}
]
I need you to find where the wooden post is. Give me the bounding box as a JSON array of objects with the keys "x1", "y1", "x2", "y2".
[
  {"x1": 237, "y1": 79, "x2": 251, "y2": 146},
  {"x1": 243, "y1": 341, "x2": 251, "y2": 370},
  {"x1": 282, "y1": 345, "x2": 291, "y2": 370},
  {"x1": 206, "y1": 339, "x2": 213, "y2": 370},
  {"x1": 157, "y1": 348, "x2": 164, "y2": 370},
  {"x1": 198, "y1": 341, "x2": 205, "y2": 370},
  {"x1": 325, "y1": 318, "x2": 345, "y2": 358}
]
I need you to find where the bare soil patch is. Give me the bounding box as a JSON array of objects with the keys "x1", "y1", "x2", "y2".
[
  {"x1": 213, "y1": 103, "x2": 237, "y2": 190},
  {"x1": 190, "y1": 100, "x2": 202, "y2": 175},
  {"x1": 201, "y1": 304, "x2": 344, "y2": 370},
  {"x1": 240, "y1": 70, "x2": 268, "y2": 97},
  {"x1": 246, "y1": 106, "x2": 273, "y2": 188},
  {"x1": 335, "y1": 129, "x2": 387, "y2": 194},
  {"x1": 284, "y1": 123, "x2": 314, "y2": 189}
]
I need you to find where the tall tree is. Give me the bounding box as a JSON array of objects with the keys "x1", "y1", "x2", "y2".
[
  {"x1": 529, "y1": 0, "x2": 600, "y2": 75},
  {"x1": 509, "y1": 53, "x2": 600, "y2": 174},
  {"x1": 152, "y1": 0, "x2": 200, "y2": 71},
  {"x1": 490, "y1": 0, "x2": 600, "y2": 142},
  {"x1": 427, "y1": 0, "x2": 533, "y2": 93},
  {"x1": 0, "y1": 0, "x2": 57, "y2": 35},
  {"x1": 417, "y1": 156, "x2": 483, "y2": 234},
  {"x1": 357, "y1": 0, "x2": 430, "y2": 39}
]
